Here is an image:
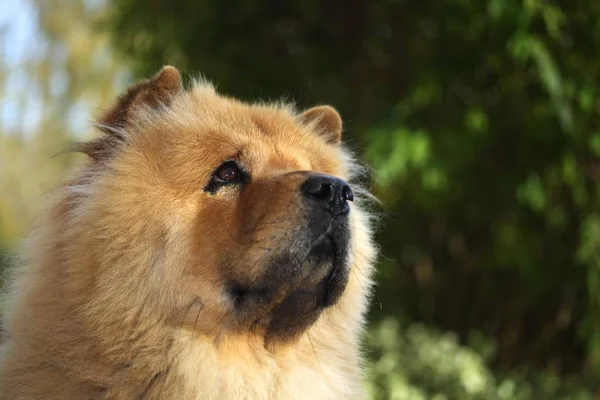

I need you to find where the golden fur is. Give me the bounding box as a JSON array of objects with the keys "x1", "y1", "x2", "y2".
[{"x1": 0, "y1": 66, "x2": 376, "y2": 399}]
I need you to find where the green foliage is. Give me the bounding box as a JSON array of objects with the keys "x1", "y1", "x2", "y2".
[
  {"x1": 366, "y1": 318, "x2": 595, "y2": 400},
  {"x1": 0, "y1": 247, "x2": 9, "y2": 281},
  {"x1": 360, "y1": 0, "x2": 600, "y2": 376}
]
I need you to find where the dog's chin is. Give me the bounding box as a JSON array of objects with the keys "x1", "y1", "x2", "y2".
[
  {"x1": 229, "y1": 226, "x2": 351, "y2": 345},
  {"x1": 262, "y1": 259, "x2": 350, "y2": 345}
]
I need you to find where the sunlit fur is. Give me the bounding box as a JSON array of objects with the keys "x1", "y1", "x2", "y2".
[{"x1": 0, "y1": 68, "x2": 377, "y2": 399}]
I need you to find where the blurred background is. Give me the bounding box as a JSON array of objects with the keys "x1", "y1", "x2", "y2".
[{"x1": 1, "y1": 0, "x2": 600, "y2": 398}]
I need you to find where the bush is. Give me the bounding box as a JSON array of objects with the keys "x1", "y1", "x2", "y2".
[{"x1": 366, "y1": 318, "x2": 595, "y2": 400}]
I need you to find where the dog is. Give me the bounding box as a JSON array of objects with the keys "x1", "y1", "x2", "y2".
[{"x1": 0, "y1": 66, "x2": 376, "y2": 399}]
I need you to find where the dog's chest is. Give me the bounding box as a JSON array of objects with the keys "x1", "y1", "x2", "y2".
[{"x1": 163, "y1": 336, "x2": 359, "y2": 400}]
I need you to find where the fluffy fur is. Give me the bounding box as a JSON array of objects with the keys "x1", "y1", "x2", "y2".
[{"x1": 0, "y1": 66, "x2": 376, "y2": 399}]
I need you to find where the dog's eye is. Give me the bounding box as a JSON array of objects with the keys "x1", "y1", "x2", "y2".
[
  {"x1": 204, "y1": 161, "x2": 247, "y2": 194},
  {"x1": 214, "y1": 161, "x2": 242, "y2": 183}
]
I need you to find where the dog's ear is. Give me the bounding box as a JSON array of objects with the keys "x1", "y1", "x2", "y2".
[
  {"x1": 300, "y1": 105, "x2": 343, "y2": 145},
  {"x1": 75, "y1": 66, "x2": 182, "y2": 162},
  {"x1": 100, "y1": 65, "x2": 182, "y2": 128}
]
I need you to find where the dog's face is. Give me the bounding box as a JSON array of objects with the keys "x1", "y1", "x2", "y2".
[
  {"x1": 76, "y1": 67, "x2": 370, "y2": 346},
  {"x1": 187, "y1": 116, "x2": 352, "y2": 344}
]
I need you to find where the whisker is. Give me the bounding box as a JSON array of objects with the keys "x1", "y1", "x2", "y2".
[
  {"x1": 306, "y1": 332, "x2": 323, "y2": 373},
  {"x1": 193, "y1": 302, "x2": 204, "y2": 335},
  {"x1": 179, "y1": 298, "x2": 200, "y2": 331}
]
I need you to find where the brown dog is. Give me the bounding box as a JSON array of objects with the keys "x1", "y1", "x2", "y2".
[{"x1": 0, "y1": 66, "x2": 376, "y2": 399}]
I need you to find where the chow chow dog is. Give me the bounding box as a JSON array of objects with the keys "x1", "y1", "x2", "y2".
[{"x1": 0, "y1": 66, "x2": 376, "y2": 399}]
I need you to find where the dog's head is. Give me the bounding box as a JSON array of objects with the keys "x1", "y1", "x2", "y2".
[{"x1": 72, "y1": 67, "x2": 374, "y2": 346}]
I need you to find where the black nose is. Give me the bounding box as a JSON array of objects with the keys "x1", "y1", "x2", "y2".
[{"x1": 301, "y1": 174, "x2": 353, "y2": 215}]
